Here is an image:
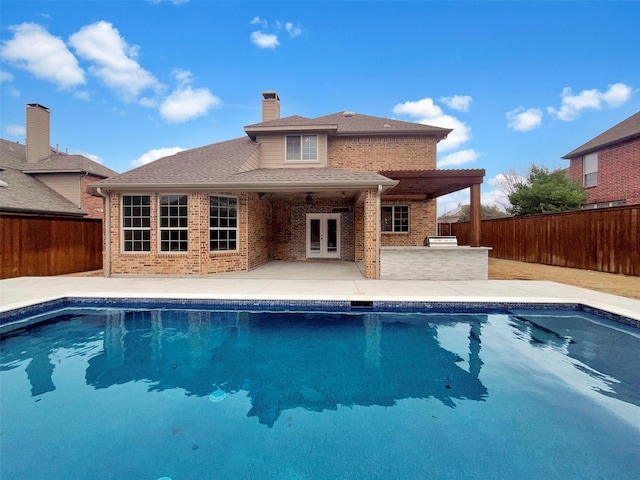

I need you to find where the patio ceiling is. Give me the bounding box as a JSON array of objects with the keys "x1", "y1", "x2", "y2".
[{"x1": 379, "y1": 169, "x2": 486, "y2": 199}]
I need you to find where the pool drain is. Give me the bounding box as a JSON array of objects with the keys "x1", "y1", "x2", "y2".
[{"x1": 209, "y1": 389, "x2": 226, "y2": 402}]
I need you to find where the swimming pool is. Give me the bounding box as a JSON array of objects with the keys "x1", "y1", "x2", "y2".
[{"x1": 1, "y1": 301, "x2": 639, "y2": 479}]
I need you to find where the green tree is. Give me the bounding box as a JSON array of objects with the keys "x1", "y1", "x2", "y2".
[
  {"x1": 507, "y1": 164, "x2": 587, "y2": 215},
  {"x1": 458, "y1": 204, "x2": 509, "y2": 222}
]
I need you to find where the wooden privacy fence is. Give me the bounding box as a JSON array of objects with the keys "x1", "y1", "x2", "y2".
[
  {"x1": 1, "y1": 214, "x2": 103, "y2": 279},
  {"x1": 452, "y1": 205, "x2": 639, "y2": 276}
]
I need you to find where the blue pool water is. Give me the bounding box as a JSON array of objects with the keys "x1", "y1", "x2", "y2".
[{"x1": 1, "y1": 306, "x2": 639, "y2": 479}]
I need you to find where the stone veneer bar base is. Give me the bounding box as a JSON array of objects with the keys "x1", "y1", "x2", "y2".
[{"x1": 380, "y1": 246, "x2": 491, "y2": 280}]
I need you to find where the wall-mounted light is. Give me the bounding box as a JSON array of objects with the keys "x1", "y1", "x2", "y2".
[{"x1": 305, "y1": 192, "x2": 313, "y2": 204}]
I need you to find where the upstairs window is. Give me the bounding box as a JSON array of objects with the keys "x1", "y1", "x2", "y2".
[
  {"x1": 159, "y1": 195, "x2": 188, "y2": 252},
  {"x1": 122, "y1": 195, "x2": 151, "y2": 252},
  {"x1": 381, "y1": 205, "x2": 409, "y2": 233},
  {"x1": 583, "y1": 153, "x2": 598, "y2": 187},
  {"x1": 286, "y1": 135, "x2": 317, "y2": 161}
]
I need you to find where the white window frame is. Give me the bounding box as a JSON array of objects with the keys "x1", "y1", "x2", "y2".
[
  {"x1": 121, "y1": 194, "x2": 151, "y2": 252},
  {"x1": 285, "y1": 134, "x2": 318, "y2": 162},
  {"x1": 583, "y1": 153, "x2": 598, "y2": 187},
  {"x1": 158, "y1": 194, "x2": 189, "y2": 253},
  {"x1": 209, "y1": 195, "x2": 238, "y2": 252},
  {"x1": 381, "y1": 205, "x2": 409, "y2": 233}
]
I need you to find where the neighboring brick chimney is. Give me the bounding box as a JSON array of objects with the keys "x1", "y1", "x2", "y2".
[
  {"x1": 26, "y1": 103, "x2": 51, "y2": 163},
  {"x1": 262, "y1": 91, "x2": 280, "y2": 122}
]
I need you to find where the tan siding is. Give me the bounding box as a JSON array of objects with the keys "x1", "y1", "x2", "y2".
[
  {"x1": 257, "y1": 134, "x2": 327, "y2": 168},
  {"x1": 33, "y1": 173, "x2": 81, "y2": 207}
]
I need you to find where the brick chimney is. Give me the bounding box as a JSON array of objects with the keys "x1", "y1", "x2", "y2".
[
  {"x1": 26, "y1": 103, "x2": 51, "y2": 163},
  {"x1": 261, "y1": 91, "x2": 280, "y2": 122}
]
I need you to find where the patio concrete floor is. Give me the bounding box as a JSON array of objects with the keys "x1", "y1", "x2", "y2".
[{"x1": 1, "y1": 260, "x2": 639, "y2": 322}]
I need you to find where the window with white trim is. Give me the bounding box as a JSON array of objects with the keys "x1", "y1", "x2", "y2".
[
  {"x1": 122, "y1": 195, "x2": 151, "y2": 252},
  {"x1": 583, "y1": 153, "x2": 598, "y2": 187},
  {"x1": 381, "y1": 205, "x2": 409, "y2": 233},
  {"x1": 286, "y1": 135, "x2": 317, "y2": 161},
  {"x1": 210, "y1": 196, "x2": 238, "y2": 251},
  {"x1": 159, "y1": 195, "x2": 188, "y2": 252}
]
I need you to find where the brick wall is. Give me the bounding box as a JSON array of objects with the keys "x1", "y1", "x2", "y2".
[
  {"x1": 568, "y1": 137, "x2": 640, "y2": 206},
  {"x1": 328, "y1": 136, "x2": 438, "y2": 171},
  {"x1": 81, "y1": 175, "x2": 107, "y2": 219},
  {"x1": 271, "y1": 197, "x2": 355, "y2": 261},
  {"x1": 380, "y1": 198, "x2": 437, "y2": 247},
  {"x1": 108, "y1": 192, "x2": 248, "y2": 276},
  {"x1": 247, "y1": 193, "x2": 271, "y2": 269}
]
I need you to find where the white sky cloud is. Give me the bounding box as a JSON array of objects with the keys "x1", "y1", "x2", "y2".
[
  {"x1": 0, "y1": 22, "x2": 85, "y2": 89},
  {"x1": 438, "y1": 149, "x2": 481, "y2": 167},
  {"x1": 251, "y1": 31, "x2": 279, "y2": 49},
  {"x1": 439, "y1": 95, "x2": 472, "y2": 112},
  {"x1": 0, "y1": 70, "x2": 14, "y2": 82},
  {"x1": 5, "y1": 125, "x2": 26, "y2": 137},
  {"x1": 506, "y1": 107, "x2": 543, "y2": 131},
  {"x1": 79, "y1": 152, "x2": 104, "y2": 164},
  {"x1": 160, "y1": 86, "x2": 221, "y2": 123},
  {"x1": 393, "y1": 97, "x2": 471, "y2": 151},
  {"x1": 69, "y1": 21, "x2": 162, "y2": 101},
  {"x1": 286, "y1": 23, "x2": 302, "y2": 38},
  {"x1": 547, "y1": 82, "x2": 632, "y2": 121},
  {"x1": 132, "y1": 146, "x2": 186, "y2": 167}
]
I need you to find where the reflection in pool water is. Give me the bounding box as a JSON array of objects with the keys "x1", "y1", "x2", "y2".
[{"x1": 1, "y1": 308, "x2": 639, "y2": 479}]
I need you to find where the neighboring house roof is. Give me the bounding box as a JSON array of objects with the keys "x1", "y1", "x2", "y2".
[
  {"x1": 562, "y1": 111, "x2": 640, "y2": 159},
  {"x1": 0, "y1": 166, "x2": 86, "y2": 216},
  {"x1": 0, "y1": 138, "x2": 118, "y2": 216},
  {"x1": 89, "y1": 137, "x2": 398, "y2": 193},
  {"x1": 437, "y1": 204, "x2": 465, "y2": 223}
]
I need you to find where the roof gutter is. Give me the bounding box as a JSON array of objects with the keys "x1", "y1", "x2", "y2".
[
  {"x1": 96, "y1": 187, "x2": 110, "y2": 277},
  {"x1": 87, "y1": 179, "x2": 399, "y2": 195}
]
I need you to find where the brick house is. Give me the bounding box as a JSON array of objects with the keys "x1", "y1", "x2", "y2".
[
  {"x1": 563, "y1": 111, "x2": 640, "y2": 209},
  {"x1": 89, "y1": 92, "x2": 485, "y2": 278},
  {"x1": 0, "y1": 104, "x2": 118, "y2": 219}
]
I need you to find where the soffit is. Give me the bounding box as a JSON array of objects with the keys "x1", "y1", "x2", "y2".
[{"x1": 380, "y1": 169, "x2": 486, "y2": 199}]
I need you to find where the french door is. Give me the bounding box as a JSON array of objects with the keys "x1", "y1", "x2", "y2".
[{"x1": 306, "y1": 213, "x2": 341, "y2": 259}]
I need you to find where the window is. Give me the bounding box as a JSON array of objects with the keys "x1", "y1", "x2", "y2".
[
  {"x1": 159, "y1": 195, "x2": 188, "y2": 252},
  {"x1": 122, "y1": 195, "x2": 151, "y2": 252},
  {"x1": 210, "y1": 196, "x2": 238, "y2": 251},
  {"x1": 286, "y1": 135, "x2": 317, "y2": 161},
  {"x1": 381, "y1": 205, "x2": 409, "y2": 233},
  {"x1": 584, "y1": 153, "x2": 598, "y2": 187}
]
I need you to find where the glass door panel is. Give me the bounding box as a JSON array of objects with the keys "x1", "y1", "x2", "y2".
[{"x1": 310, "y1": 218, "x2": 321, "y2": 252}]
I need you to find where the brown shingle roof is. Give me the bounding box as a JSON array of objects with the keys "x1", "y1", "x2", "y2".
[
  {"x1": 562, "y1": 111, "x2": 640, "y2": 159},
  {"x1": 93, "y1": 137, "x2": 258, "y2": 188},
  {"x1": 316, "y1": 111, "x2": 452, "y2": 138},
  {"x1": 0, "y1": 137, "x2": 117, "y2": 215},
  {"x1": 91, "y1": 137, "x2": 397, "y2": 192},
  {"x1": 0, "y1": 139, "x2": 117, "y2": 178},
  {"x1": 0, "y1": 166, "x2": 86, "y2": 216},
  {"x1": 22, "y1": 154, "x2": 117, "y2": 178}
]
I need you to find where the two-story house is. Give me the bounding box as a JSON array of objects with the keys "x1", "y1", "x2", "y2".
[
  {"x1": 89, "y1": 91, "x2": 485, "y2": 278},
  {"x1": 0, "y1": 104, "x2": 118, "y2": 218},
  {"x1": 563, "y1": 110, "x2": 640, "y2": 209}
]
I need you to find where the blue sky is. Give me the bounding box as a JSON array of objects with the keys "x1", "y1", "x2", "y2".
[{"x1": 1, "y1": 0, "x2": 639, "y2": 214}]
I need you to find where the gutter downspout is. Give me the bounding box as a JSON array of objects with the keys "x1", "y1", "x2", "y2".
[
  {"x1": 96, "y1": 188, "x2": 110, "y2": 277},
  {"x1": 376, "y1": 184, "x2": 382, "y2": 279}
]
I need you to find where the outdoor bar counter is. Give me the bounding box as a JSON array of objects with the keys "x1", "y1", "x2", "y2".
[{"x1": 380, "y1": 246, "x2": 492, "y2": 280}]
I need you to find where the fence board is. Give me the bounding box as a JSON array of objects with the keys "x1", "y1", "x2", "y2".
[
  {"x1": 1, "y1": 214, "x2": 103, "y2": 279},
  {"x1": 452, "y1": 205, "x2": 640, "y2": 276}
]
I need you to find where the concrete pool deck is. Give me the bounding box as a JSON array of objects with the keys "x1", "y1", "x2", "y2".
[{"x1": 2, "y1": 261, "x2": 639, "y2": 322}]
